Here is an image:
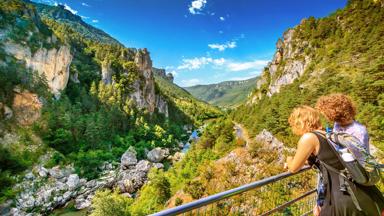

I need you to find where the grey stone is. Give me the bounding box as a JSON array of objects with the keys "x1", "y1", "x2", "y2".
[
  {"x1": 153, "y1": 163, "x2": 164, "y2": 169},
  {"x1": 146, "y1": 147, "x2": 169, "y2": 163},
  {"x1": 38, "y1": 166, "x2": 48, "y2": 177},
  {"x1": 48, "y1": 166, "x2": 64, "y2": 179},
  {"x1": 135, "y1": 160, "x2": 152, "y2": 172},
  {"x1": 66, "y1": 174, "x2": 80, "y2": 190},
  {"x1": 121, "y1": 150, "x2": 137, "y2": 169},
  {"x1": 24, "y1": 172, "x2": 35, "y2": 180}
]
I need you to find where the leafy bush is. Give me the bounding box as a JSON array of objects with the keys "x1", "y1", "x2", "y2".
[{"x1": 90, "y1": 189, "x2": 133, "y2": 216}]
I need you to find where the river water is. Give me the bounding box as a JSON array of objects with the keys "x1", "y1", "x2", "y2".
[{"x1": 181, "y1": 130, "x2": 199, "y2": 153}]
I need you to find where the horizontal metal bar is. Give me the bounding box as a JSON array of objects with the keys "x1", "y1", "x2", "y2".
[
  {"x1": 151, "y1": 166, "x2": 312, "y2": 216},
  {"x1": 260, "y1": 189, "x2": 317, "y2": 216}
]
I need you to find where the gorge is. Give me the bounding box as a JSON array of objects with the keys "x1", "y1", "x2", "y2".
[{"x1": 1, "y1": 0, "x2": 384, "y2": 215}]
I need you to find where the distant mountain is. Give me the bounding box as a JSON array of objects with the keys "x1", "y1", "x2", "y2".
[
  {"x1": 154, "y1": 73, "x2": 222, "y2": 125},
  {"x1": 33, "y1": 2, "x2": 121, "y2": 45},
  {"x1": 185, "y1": 77, "x2": 258, "y2": 108}
]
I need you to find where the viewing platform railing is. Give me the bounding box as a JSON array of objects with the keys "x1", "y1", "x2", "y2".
[{"x1": 151, "y1": 166, "x2": 317, "y2": 216}]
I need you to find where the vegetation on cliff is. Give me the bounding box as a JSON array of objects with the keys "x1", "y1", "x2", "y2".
[
  {"x1": 0, "y1": 0, "x2": 221, "y2": 204},
  {"x1": 233, "y1": 0, "x2": 384, "y2": 150}
]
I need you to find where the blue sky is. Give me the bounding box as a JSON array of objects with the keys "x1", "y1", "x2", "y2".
[{"x1": 34, "y1": 0, "x2": 347, "y2": 87}]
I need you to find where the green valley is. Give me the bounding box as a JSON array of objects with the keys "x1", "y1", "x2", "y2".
[{"x1": 185, "y1": 77, "x2": 258, "y2": 108}]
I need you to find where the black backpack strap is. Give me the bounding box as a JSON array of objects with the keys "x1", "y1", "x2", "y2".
[{"x1": 313, "y1": 131, "x2": 363, "y2": 211}]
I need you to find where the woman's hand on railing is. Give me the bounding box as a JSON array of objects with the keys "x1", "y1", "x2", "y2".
[
  {"x1": 284, "y1": 156, "x2": 293, "y2": 171},
  {"x1": 313, "y1": 205, "x2": 321, "y2": 216}
]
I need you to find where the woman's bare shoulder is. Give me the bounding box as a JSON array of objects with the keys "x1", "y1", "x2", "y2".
[{"x1": 299, "y1": 132, "x2": 318, "y2": 142}]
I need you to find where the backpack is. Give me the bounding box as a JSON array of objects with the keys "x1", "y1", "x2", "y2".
[{"x1": 315, "y1": 131, "x2": 382, "y2": 186}]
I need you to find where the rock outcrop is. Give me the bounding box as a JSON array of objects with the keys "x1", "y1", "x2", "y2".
[
  {"x1": 130, "y1": 48, "x2": 156, "y2": 112},
  {"x1": 4, "y1": 41, "x2": 73, "y2": 97},
  {"x1": 101, "y1": 60, "x2": 114, "y2": 84},
  {"x1": 12, "y1": 90, "x2": 43, "y2": 126},
  {"x1": 250, "y1": 129, "x2": 295, "y2": 163},
  {"x1": 153, "y1": 67, "x2": 174, "y2": 82},
  {"x1": 248, "y1": 28, "x2": 311, "y2": 104}
]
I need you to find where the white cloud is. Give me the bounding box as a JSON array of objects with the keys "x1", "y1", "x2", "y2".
[
  {"x1": 177, "y1": 57, "x2": 225, "y2": 70},
  {"x1": 176, "y1": 56, "x2": 268, "y2": 73},
  {"x1": 92, "y1": 19, "x2": 99, "y2": 23},
  {"x1": 227, "y1": 60, "x2": 268, "y2": 71},
  {"x1": 189, "y1": 0, "x2": 207, "y2": 15},
  {"x1": 208, "y1": 41, "x2": 236, "y2": 51},
  {"x1": 170, "y1": 70, "x2": 178, "y2": 77},
  {"x1": 81, "y1": 2, "x2": 90, "y2": 7},
  {"x1": 219, "y1": 16, "x2": 225, "y2": 21},
  {"x1": 181, "y1": 78, "x2": 200, "y2": 87},
  {"x1": 64, "y1": 3, "x2": 78, "y2": 15},
  {"x1": 80, "y1": 15, "x2": 89, "y2": 19}
]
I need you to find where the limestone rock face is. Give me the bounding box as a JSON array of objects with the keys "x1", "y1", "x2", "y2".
[
  {"x1": 101, "y1": 61, "x2": 114, "y2": 84},
  {"x1": 153, "y1": 67, "x2": 174, "y2": 82},
  {"x1": 12, "y1": 90, "x2": 43, "y2": 126},
  {"x1": 247, "y1": 28, "x2": 311, "y2": 104},
  {"x1": 4, "y1": 42, "x2": 73, "y2": 97},
  {"x1": 131, "y1": 48, "x2": 156, "y2": 112},
  {"x1": 156, "y1": 95, "x2": 169, "y2": 117},
  {"x1": 146, "y1": 147, "x2": 170, "y2": 163}
]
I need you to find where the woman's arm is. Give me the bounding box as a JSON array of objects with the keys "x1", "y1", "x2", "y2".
[{"x1": 287, "y1": 133, "x2": 317, "y2": 173}]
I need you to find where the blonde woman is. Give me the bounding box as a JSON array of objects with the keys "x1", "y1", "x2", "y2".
[{"x1": 286, "y1": 106, "x2": 384, "y2": 216}]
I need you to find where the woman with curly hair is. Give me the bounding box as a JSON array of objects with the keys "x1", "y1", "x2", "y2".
[
  {"x1": 286, "y1": 106, "x2": 384, "y2": 216},
  {"x1": 316, "y1": 93, "x2": 369, "y2": 152}
]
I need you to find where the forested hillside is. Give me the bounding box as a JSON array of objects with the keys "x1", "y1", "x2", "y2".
[
  {"x1": 185, "y1": 77, "x2": 258, "y2": 108},
  {"x1": 154, "y1": 74, "x2": 222, "y2": 125},
  {"x1": 1, "y1": 0, "x2": 384, "y2": 215},
  {"x1": 0, "y1": 0, "x2": 220, "y2": 214},
  {"x1": 89, "y1": 0, "x2": 384, "y2": 215}
]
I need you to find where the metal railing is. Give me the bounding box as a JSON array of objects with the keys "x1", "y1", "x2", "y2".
[{"x1": 152, "y1": 166, "x2": 317, "y2": 216}]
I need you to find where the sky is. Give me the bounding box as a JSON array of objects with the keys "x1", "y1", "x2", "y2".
[{"x1": 34, "y1": 0, "x2": 347, "y2": 87}]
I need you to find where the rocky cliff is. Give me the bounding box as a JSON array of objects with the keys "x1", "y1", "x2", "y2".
[
  {"x1": 248, "y1": 27, "x2": 311, "y2": 104},
  {"x1": 130, "y1": 49, "x2": 168, "y2": 115},
  {"x1": 3, "y1": 41, "x2": 72, "y2": 97},
  {"x1": 153, "y1": 67, "x2": 174, "y2": 82}
]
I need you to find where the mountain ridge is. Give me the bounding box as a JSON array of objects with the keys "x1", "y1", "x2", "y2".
[{"x1": 185, "y1": 77, "x2": 258, "y2": 108}]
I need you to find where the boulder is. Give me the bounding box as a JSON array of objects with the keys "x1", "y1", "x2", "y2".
[
  {"x1": 153, "y1": 163, "x2": 164, "y2": 169},
  {"x1": 66, "y1": 174, "x2": 80, "y2": 190},
  {"x1": 37, "y1": 166, "x2": 48, "y2": 177},
  {"x1": 146, "y1": 147, "x2": 169, "y2": 163},
  {"x1": 24, "y1": 172, "x2": 35, "y2": 180},
  {"x1": 48, "y1": 166, "x2": 64, "y2": 179},
  {"x1": 135, "y1": 160, "x2": 152, "y2": 173},
  {"x1": 121, "y1": 151, "x2": 137, "y2": 169},
  {"x1": 75, "y1": 197, "x2": 92, "y2": 210}
]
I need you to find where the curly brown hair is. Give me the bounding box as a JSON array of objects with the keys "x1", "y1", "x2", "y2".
[{"x1": 316, "y1": 93, "x2": 356, "y2": 125}]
